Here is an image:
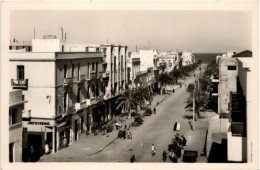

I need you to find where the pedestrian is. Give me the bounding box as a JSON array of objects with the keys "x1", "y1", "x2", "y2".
[
  {"x1": 162, "y1": 151, "x2": 167, "y2": 162},
  {"x1": 63, "y1": 137, "x2": 67, "y2": 148},
  {"x1": 130, "y1": 155, "x2": 135, "y2": 163},
  {"x1": 123, "y1": 129, "x2": 126, "y2": 139},
  {"x1": 29, "y1": 145, "x2": 34, "y2": 162},
  {"x1": 151, "y1": 144, "x2": 156, "y2": 156},
  {"x1": 182, "y1": 136, "x2": 187, "y2": 146},
  {"x1": 45, "y1": 141, "x2": 49, "y2": 154},
  {"x1": 116, "y1": 122, "x2": 119, "y2": 130},
  {"x1": 153, "y1": 107, "x2": 156, "y2": 114}
]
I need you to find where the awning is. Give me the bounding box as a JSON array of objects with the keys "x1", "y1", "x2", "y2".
[{"x1": 56, "y1": 122, "x2": 66, "y2": 131}]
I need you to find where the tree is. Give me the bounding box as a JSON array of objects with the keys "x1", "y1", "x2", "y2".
[
  {"x1": 155, "y1": 73, "x2": 173, "y2": 95},
  {"x1": 185, "y1": 87, "x2": 209, "y2": 118},
  {"x1": 170, "y1": 68, "x2": 182, "y2": 84},
  {"x1": 116, "y1": 90, "x2": 140, "y2": 119}
]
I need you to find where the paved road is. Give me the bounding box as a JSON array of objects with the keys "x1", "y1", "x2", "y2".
[
  {"x1": 80, "y1": 65, "x2": 206, "y2": 162},
  {"x1": 40, "y1": 64, "x2": 208, "y2": 162}
]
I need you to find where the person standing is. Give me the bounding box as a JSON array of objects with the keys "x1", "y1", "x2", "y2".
[
  {"x1": 151, "y1": 144, "x2": 156, "y2": 156},
  {"x1": 29, "y1": 145, "x2": 34, "y2": 162},
  {"x1": 162, "y1": 151, "x2": 167, "y2": 162},
  {"x1": 45, "y1": 141, "x2": 49, "y2": 154},
  {"x1": 130, "y1": 155, "x2": 135, "y2": 163},
  {"x1": 153, "y1": 107, "x2": 156, "y2": 114},
  {"x1": 63, "y1": 137, "x2": 67, "y2": 148}
]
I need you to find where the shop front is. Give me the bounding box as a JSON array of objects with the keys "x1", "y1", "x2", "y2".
[{"x1": 22, "y1": 118, "x2": 54, "y2": 160}]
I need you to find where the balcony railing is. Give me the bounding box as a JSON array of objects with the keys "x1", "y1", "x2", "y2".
[
  {"x1": 86, "y1": 97, "x2": 98, "y2": 106},
  {"x1": 63, "y1": 77, "x2": 73, "y2": 86},
  {"x1": 11, "y1": 79, "x2": 28, "y2": 89},
  {"x1": 75, "y1": 99, "x2": 87, "y2": 110},
  {"x1": 76, "y1": 75, "x2": 86, "y2": 84}
]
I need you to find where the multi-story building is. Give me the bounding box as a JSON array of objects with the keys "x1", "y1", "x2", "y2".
[
  {"x1": 157, "y1": 51, "x2": 179, "y2": 73},
  {"x1": 181, "y1": 51, "x2": 195, "y2": 66},
  {"x1": 218, "y1": 56, "x2": 238, "y2": 114},
  {"x1": 127, "y1": 51, "x2": 141, "y2": 89},
  {"x1": 9, "y1": 89, "x2": 28, "y2": 162},
  {"x1": 227, "y1": 50, "x2": 253, "y2": 162},
  {"x1": 10, "y1": 38, "x2": 103, "y2": 155}
]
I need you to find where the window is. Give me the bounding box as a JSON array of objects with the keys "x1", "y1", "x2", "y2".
[
  {"x1": 72, "y1": 64, "x2": 74, "y2": 78},
  {"x1": 78, "y1": 63, "x2": 80, "y2": 80},
  {"x1": 9, "y1": 108, "x2": 18, "y2": 126},
  {"x1": 96, "y1": 47, "x2": 100, "y2": 52},
  {"x1": 17, "y1": 65, "x2": 24, "y2": 80},
  {"x1": 77, "y1": 88, "x2": 81, "y2": 103},
  {"x1": 121, "y1": 56, "x2": 123, "y2": 70},
  {"x1": 114, "y1": 57, "x2": 117, "y2": 71},
  {"x1": 64, "y1": 65, "x2": 67, "y2": 78},
  {"x1": 87, "y1": 63, "x2": 90, "y2": 78},
  {"x1": 96, "y1": 62, "x2": 98, "y2": 73},
  {"x1": 64, "y1": 92, "x2": 68, "y2": 111},
  {"x1": 228, "y1": 66, "x2": 236, "y2": 70},
  {"x1": 9, "y1": 46, "x2": 12, "y2": 50},
  {"x1": 62, "y1": 45, "x2": 64, "y2": 52},
  {"x1": 92, "y1": 62, "x2": 95, "y2": 71}
]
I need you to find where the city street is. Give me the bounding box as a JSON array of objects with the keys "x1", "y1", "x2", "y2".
[{"x1": 40, "y1": 65, "x2": 212, "y2": 162}]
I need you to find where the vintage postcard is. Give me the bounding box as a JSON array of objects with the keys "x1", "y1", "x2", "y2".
[{"x1": 1, "y1": 1, "x2": 259, "y2": 170}]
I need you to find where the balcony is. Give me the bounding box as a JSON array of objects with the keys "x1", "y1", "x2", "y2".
[
  {"x1": 11, "y1": 79, "x2": 28, "y2": 89},
  {"x1": 86, "y1": 97, "x2": 98, "y2": 106},
  {"x1": 102, "y1": 72, "x2": 109, "y2": 78},
  {"x1": 76, "y1": 75, "x2": 86, "y2": 84},
  {"x1": 22, "y1": 109, "x2": 31, "y2": 120},
  {"x1": 63, "y1": 77, "x2": 73, "y2": 87},
  {"x1": 90, "y1": 72, "x2": 97, "y2": 79},
  {"x1": 75, "y1": 99, "x2": 87, "y2": 110}
]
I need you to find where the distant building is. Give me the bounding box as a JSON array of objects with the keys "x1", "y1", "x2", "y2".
[
  {"x1": 9, "y1": 89, "x2": 28, "y2": 162},
  {"x1": 9, "y1": 40, "x2": 32, "y2": 52}
]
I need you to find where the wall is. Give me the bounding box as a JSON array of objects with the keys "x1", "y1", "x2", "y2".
[
  {"x1": 32, "y1": 39, "x2": 62, "y2": 52},
  {"x1": 9, "y1": 57, "x2": 56, "y2": 118},
  {"x1": 218, "y1": 58, "x2": 238, "y2": 113},
  {"x1": 56, "y1": 57, "x2": 103, "y2": 117},
  {"x1": 139, "y1": 50, "x2": 155, "y2": 72},
  {"x1": 227, "y1": 132, "x2": 246, "y2": 162}
]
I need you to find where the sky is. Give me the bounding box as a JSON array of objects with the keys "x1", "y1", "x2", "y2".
[{"x1": 10, "y1": 10, "x2": 252, "y2": 53}]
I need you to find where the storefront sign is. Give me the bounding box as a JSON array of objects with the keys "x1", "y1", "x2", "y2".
[{"x1": 28, "y1": 122, "x2": 50, "y2": 125}]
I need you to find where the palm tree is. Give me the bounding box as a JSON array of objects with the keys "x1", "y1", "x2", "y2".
[
  {"x1": 185, "y1": 87, "x2": 209, "y2": 118},
  {"x1": 170, "y1": 68, "x2": 182, "y2": 84},
  {"x1": 155, "y1": 73, "x2": 173, "y2": 95},
  {"x1": 116, "y1": 90, "x2": 140, "y2": 119}
]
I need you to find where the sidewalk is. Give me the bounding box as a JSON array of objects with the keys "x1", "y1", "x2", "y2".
[{"x1": 39, "y1": 92, "x2": 171, "y2": 162}]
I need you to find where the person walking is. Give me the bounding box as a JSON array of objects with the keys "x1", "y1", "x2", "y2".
[
  {"x1": 63, "y1": 137, "x2": 67, "y2": 148},
  {"x1": 151, "y1": 144, "x2": 156, "y2": 156},
  {"x1": 153, "y1": 107, "x2": 156, "y2": 114},
  {"x1": 162, "y1": 151, "x2": 167, "y2": 162},
  {"x1": 130, "y1": 155, "x2": 135, "y2": 163}
]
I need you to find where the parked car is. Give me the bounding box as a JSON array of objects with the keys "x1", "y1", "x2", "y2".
[
  {"x1": 143, "y1": 108, "x2": 152, "y2": 116},
  {"x1": 182, "y1": 150, "x2": 197, "y2": 162}
]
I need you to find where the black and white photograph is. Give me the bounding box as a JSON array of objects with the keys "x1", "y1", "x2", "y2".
[{"x1": 1, "y1": 1, "x2": 259, "y2": 170}]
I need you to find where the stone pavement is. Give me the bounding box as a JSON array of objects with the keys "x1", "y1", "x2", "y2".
[{"x1": 39, "y1": 92, "x2": 174, "y2": 162}]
